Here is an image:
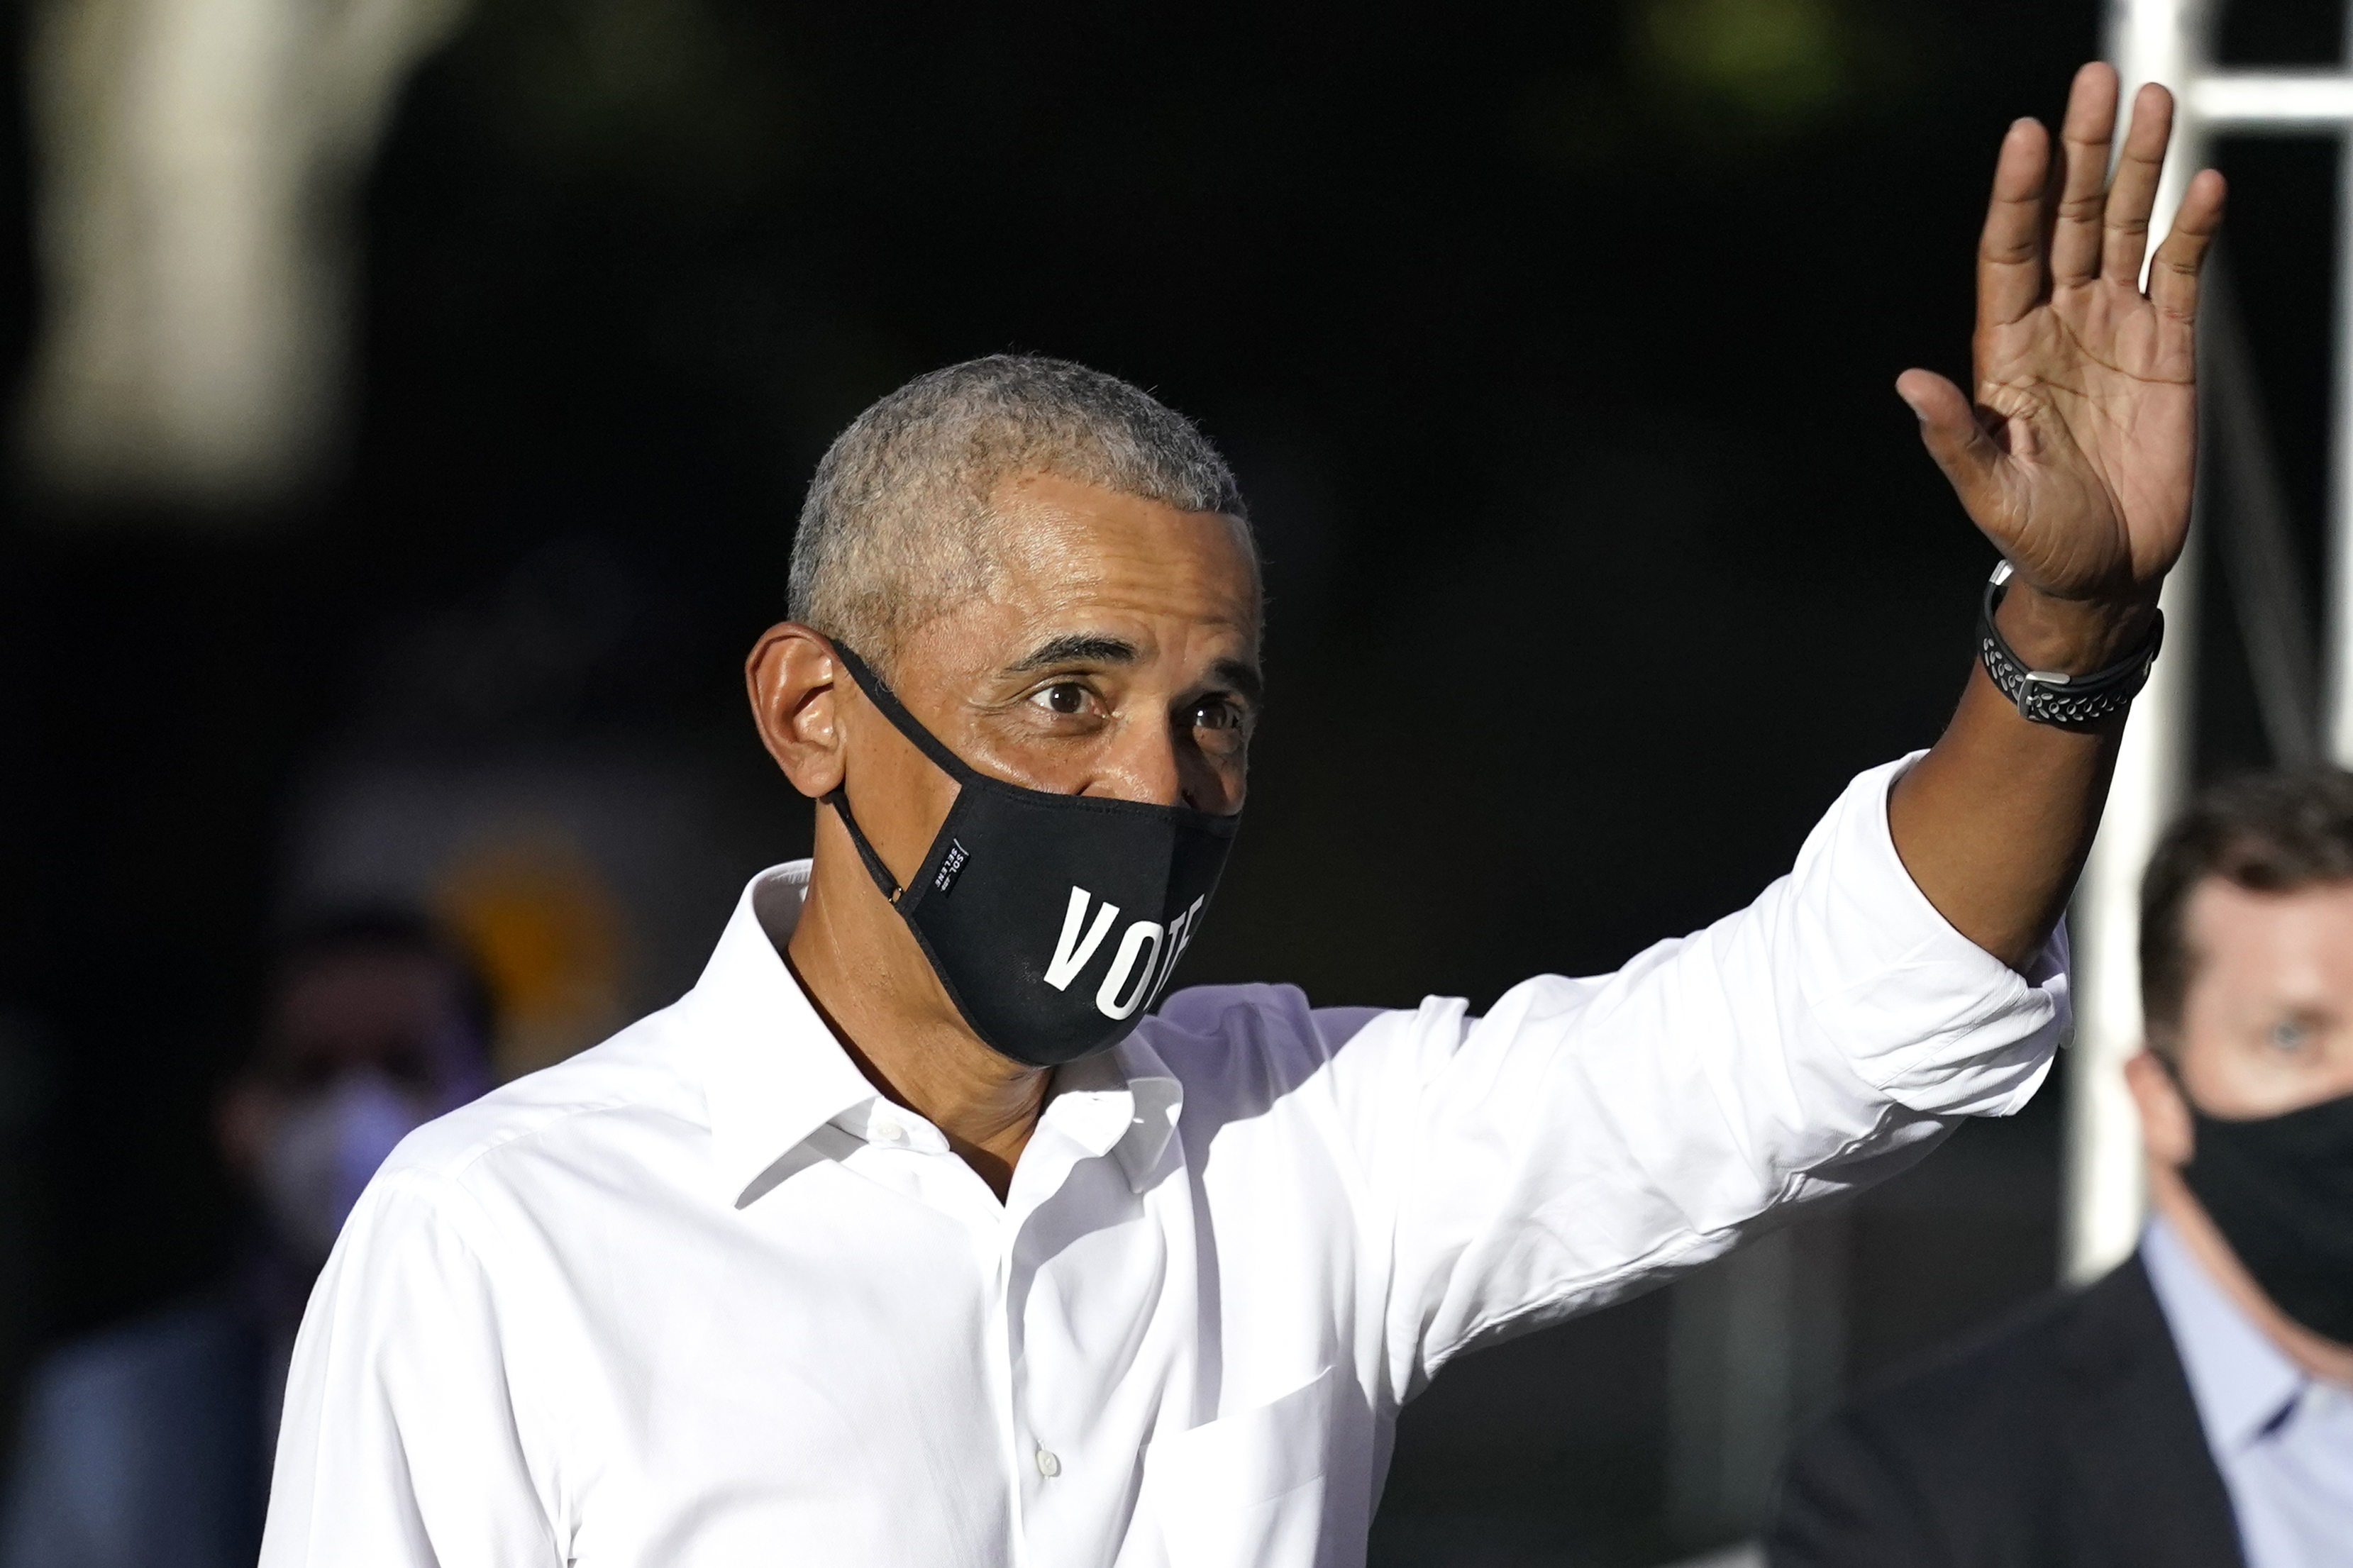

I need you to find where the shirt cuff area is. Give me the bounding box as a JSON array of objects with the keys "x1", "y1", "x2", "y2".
[{"x1": 1798, "y1": 752, "x2": 2069, "y2": 1119}]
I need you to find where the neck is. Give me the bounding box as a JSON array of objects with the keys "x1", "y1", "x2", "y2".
[
  {"x1": 2148, "y1": 1164, "x2": 2353, "y2": 1389},
  {"x1": 787, "y1": 832, "x2": 1048, "y2": 1200}
]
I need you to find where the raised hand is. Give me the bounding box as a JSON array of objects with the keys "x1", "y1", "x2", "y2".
[
  {"x1": 1899, "y1": 62, "x2": 2225, "y2": 640},
  {"x1": 1881, "y1": 63, "x2": 2230, "y2": 968}
]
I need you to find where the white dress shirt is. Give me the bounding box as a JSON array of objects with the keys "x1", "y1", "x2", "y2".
[
  {"x1": 2143, "y1": 1216, "x2": 2353, "y2": 1568},
  {"x1": 260, "y1": 755, "x2": 2066, "y2": 1568}
]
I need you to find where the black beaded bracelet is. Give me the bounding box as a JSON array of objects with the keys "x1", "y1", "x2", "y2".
[{"x1": 1977, "y1": 561, "x2": 2164, "y2": 729}]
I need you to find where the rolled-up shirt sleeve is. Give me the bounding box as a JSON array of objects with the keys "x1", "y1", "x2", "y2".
[
  {"x1": 1317, "y1": 753, "x2": 2068, "y2": 1399},
  {"x1": 260, "y1": 1173, "x2": 561, "y2": 1568}
]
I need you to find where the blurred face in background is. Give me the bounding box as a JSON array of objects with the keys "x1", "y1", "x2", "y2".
[
  {"x1": 219, "y1": 942, "x2": 491, "y2": 1268},
  {"x1": 2163, "y1": 879, "x2": 2353, "y2": 1121},
  {"x1": 2130, "y1": 877, "x2": 2353, "y2": 1377}
]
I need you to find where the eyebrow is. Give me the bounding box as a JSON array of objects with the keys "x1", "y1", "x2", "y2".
[
  {"x1": 1209, "y1": 656, "x2": 1265, "y2": 707},
  {"x1": 1008, "y1": 633, "x2": 1140, "y2": 672},
  {"x1": 1004, "y1": 635, "x2": 1264, "y2": 707}
]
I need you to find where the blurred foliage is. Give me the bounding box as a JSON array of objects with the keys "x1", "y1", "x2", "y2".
[
  {"x1": 1523, "y1": 0, "x2": 1920, "y2": 168},
  {"x1": 1641, "y1": 0, "x2": 1850, "y2": 119}
]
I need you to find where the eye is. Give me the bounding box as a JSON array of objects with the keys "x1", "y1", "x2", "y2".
[
  {"x1": 1029, "y1": 682, "x2": 1090, "y2": 716},
  {"x1": 2269, "y1": 1018, "x2": 2314, "y2": 1054},
  {"x1": 1191, "y1": 697, "x2": 1245, "y2": 733}
]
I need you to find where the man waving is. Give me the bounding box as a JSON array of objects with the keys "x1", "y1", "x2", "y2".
[{"x1": 262, "y1": 63, "x2": 2220, "y2": 1568}]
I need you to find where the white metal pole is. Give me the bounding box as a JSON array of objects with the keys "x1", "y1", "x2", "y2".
[
  {"x1": 2329, "y1": 9, "x2": 2353, "y2": 763},
  {"x1": 2065, "y1": 0, "x2": 2216, "y2": 1283}
]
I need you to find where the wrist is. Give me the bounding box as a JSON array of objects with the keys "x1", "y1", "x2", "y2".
[{"x1": 1993, "y1": 579, "x2": 2162, "y2": 674}]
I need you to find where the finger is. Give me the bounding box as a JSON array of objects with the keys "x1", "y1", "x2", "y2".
[
  {"x1": 2102, "y1": 82, "x2": 2174, "y2": 285},
  {"x1": 1978, "y1": 118, "x2": 2052, "y2": 328},
  {"x1": 2148, "y1": 167, "x2": 2227, "y2": 333},
  {"x1": 1897, "y1": 369, "x2": 2005, "y2": 513},
  {"x1": 2049, "y1": 62, "x2": 2119, "y2": 287}
]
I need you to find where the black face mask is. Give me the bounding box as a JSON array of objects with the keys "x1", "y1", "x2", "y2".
[
  {"x1": 820, "y1": 645, "x2": 1241, "y2": 1069},
  {"x1": 2177, "y1": 1079, "x2": 2353, "y2": 1347}
]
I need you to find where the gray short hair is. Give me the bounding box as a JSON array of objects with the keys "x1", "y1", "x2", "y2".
[{"x1": 788, "y1": 355, "x2": 1254, "y2": 670}]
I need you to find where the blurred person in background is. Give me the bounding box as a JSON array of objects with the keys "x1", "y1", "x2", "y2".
[
  {"x1": 1768, "y1": 770, "x2": 2353, "y2": 1568},
  {"x1": 261, "y1": 65, "x2": 2221, "y2": 1567},
  {"x1": 1, "y1": 911, "x2": 492, "y2": 1568}
]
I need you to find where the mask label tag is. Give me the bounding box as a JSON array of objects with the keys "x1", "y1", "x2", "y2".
[{"x1": 934, "y1": 839, "x2": 970, "y2": 896}]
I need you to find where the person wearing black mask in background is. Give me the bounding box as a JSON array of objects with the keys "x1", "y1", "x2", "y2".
[
  {"x1": 1768, "y1": 770, "x2": 2353, "y2": 1568},
  {"x1": 0, "y1": 911, "x2": 493, "y2": 1568}
]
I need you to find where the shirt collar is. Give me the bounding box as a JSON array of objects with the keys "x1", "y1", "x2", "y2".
[
  {"x1": 685, "y1": 862, "x2": 883, "y2": 1208},
  {"x1": 685, "y1": 862, "x2": 1186, "y2": 1206},
  {"x1": 2142, "y1": 1213, "x2": 2310, "y2": 1450},
  {"x1": 1080, "y1": 1031, "x2": 1185, "y2": 1194}
]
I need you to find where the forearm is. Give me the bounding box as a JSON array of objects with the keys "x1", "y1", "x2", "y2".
[
  {"x1": 1888, "y1": 582, "x2": 2158, "y2": 969},
  {"x1": 1879, "y1": 61, "x2": 2218, "y2": 969}
]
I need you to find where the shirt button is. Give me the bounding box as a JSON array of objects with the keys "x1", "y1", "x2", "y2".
[
  {"x1": 873, "y1": 1120, "x2": 907, "y2": 1145},
  {"x1": 1034, "y1": 1447, "x2": 1061, "y2": 1479}
]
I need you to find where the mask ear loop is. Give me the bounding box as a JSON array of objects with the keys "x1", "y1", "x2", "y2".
[
  {"x1": 819, "y1": 642, "x2": 968, "y2": 906},
  {"x1": 831, "y1": 644, "x2": 980, "y2": 784},
  {"x1": 823, "y1": 784, "x2": 907, "y2": 905}
]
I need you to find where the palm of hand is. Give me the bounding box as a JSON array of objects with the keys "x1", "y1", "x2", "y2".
[
  {"x1": 1903, "y1": 67, "x2": 2222, "y2": 606},
  {"x1": 1971, "y1": 285, "x2": 2194, "y2": 596}
]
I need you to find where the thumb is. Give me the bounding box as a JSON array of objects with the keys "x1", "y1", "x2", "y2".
[{"x1": 1896, "y1": 369, "x2": 2005, "y2": 513}]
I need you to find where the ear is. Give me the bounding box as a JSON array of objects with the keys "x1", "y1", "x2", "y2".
[
  {"x1": 746, "y1": 623, "x2": 849, "y2": 799},
  {"x1": 2125, "y1": 1047, "x2": 2195, "y2": 1168}
]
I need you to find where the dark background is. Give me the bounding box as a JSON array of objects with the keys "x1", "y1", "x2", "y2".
[{"x1": 0, "y1": 1, "x2": 2341, "y2": 1562}]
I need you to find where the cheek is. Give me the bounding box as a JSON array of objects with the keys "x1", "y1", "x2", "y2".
[
  {"x1": 852, "y1": 728, "x2": 958, "y2": 839},
  {"x1": 2248, "y1": 1044, "x2": 2337, "y2": 1106},
  {"x1": 1190, "y1": 743, "x2": 1249, "y2": 813},
  {"x1": 2178, "y1": 1033, "x2": 2338, "y2": 1121}
]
